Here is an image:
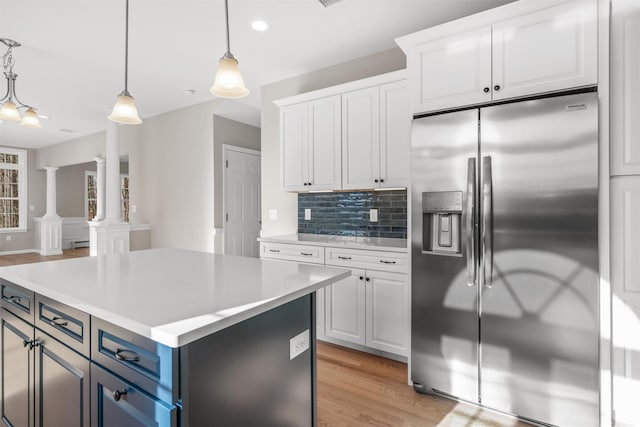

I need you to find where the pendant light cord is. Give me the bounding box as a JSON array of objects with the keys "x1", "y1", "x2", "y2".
[
  {"x1": 124, "y1": 0, "x2": 129, "y2": 92},
  {"x1": 224, "y1": 0, "x2": 231, "y2": 54}
]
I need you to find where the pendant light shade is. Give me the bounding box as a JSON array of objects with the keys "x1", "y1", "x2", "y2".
[
  {"x1": 109, "y1": 0, "x2": 142, "y2": 125},
  {"x1": 108, "y1": 92, "x2": 141, "y2": 124},
  {"x1": 210, "y1": 0, "x2": 249, "y2": 99},
  {"x1": 0, "y1": 100, "x2": 20, "y2": 121},
  {"x1": 20, "y1": 107, "x2": 41, "y2": 128}
]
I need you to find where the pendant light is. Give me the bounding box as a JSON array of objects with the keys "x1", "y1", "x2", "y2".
[
  {"x1": 109, "y1": 0, "x2": 142, "y2": 125},
  {"x1": 0, "y1": 38, "x2": 41, "y2": 128},
  {"x1": 210, "y1": 0, "x2": 249, "y2": 99}
]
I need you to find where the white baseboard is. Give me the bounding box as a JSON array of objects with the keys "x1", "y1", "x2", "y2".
[{"x1": 0, "y1": 248, "x2": 39, "y2": 256}]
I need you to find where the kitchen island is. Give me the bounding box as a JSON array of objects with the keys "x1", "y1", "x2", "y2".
[{"x1": 0, "y1": 248, "x2": 349, "y2": 427}]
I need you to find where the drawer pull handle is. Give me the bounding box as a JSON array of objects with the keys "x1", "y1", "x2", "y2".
[
  {"x1": 379, "y1": 260, "x2": 396, "y2": 264},
  {"x1": 300, "y1": 252, "x2": 313, "y2": 256},
  {"x1": 337, "y1": 256, "x2": 352, "y2": 260},
  {"x1": 8, "y1": 295, "x2": 21, "y2": 303},
  {"x1": 269, "y1": 249, "x2": 280, "y2": 253},
  {"x1": 50, "y1": 317, "x2": 69, "y2": 327},
  {"x1": 115, "y1": 349, "x2": 141, "y2": 363},
  {"x1": 112, "y1": 389, "x2": 128, "y2": 402}
]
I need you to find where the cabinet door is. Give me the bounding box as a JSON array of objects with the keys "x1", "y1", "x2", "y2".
[
  {"x1": 1, "y1": 308, "x2": 34, "y2": 427},
  {"x1": 409, "y1": 26, "x2": 492, "y2": 114},
  {"x1": 281, "y1": 103, "x2": 309, "y2": 191},
  {"x1": 612, "y1": 176, "x2": 640, "y2": 427},
  {"x1": 342, "y1": 87, "x2": 380, "y2": 190},
  {"x1": 325, "y1": 269, "x2": 366, "y2": 345},
  {"x1": 492, "y1": 0, "x2": 597, "y2": 101},
  {"x1": 379, "y1": 80, "x2": 411, "y2": 188},
  {"x1": 91, "y1": 363, "x2": 177, "y2": 427},
  {"x1": 308, "y1": 95, "x2": 342, "y2": 190},
  {"x1": 365, "y1": 271, "x2": 408, "y2": 356},
  {"x1": 35, "y1": 332, "x2": 89, "y2": 427},
  {"x1": 611, "y1": 0, "x2": 640, "y2": 176}
]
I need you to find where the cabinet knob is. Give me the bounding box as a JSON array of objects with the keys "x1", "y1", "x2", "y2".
[
  {"x1": 308, "y1": 182, "x2": 312, "y2": 186},
  {"x1": 359, "y1": 276, "x2": 364, "y2": 280},
  {"x1": 303, "y1": 182, "x2": 308, "y2": 186},
  {"x1": 112, "y1": 389, "x2": 128, "y2": 402},
  {"x1": 365, "y1": 277, "x2": 370, "y2": 282},
  {"x1": 374, "y1": 179, "x2": 379, "y2": 183},
  {"x1": 483, "y1": 87, "x2": 490, "y2": 93},
  {"x1": 494, "y1": 85, "x2": 501, "y2": 91},
  {"x1": 22, "y1": 339, "x2": 41, "y2": 350},
  {"x1": 380, "y1": 179, "x2": 384, "y2": 183}
]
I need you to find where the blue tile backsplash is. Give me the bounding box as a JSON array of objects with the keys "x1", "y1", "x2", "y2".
[{"x1": 297, "y1": 190, "x2": 407, "y2": 239}]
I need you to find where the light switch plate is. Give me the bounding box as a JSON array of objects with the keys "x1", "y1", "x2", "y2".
[
  {"x1": 269, "y1": 209, "x2": 278, "y2": 220},
  {"x1": 290, "y1": 329, "x2": 310, "y2": 360},
  {"x1": 370, "y1": 209, "x2": 378, "y2": 222},
  {"x1": 304, "y1": 208, "x2": 311, "y2": 221}
]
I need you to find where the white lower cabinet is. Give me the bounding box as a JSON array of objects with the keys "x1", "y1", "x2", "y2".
[
  {"x1": 365, "y1": 270, "x2": 409, "y2": 355},
  {"x1": 325, "y1": 269, "x2": 366, "y2": 345}
]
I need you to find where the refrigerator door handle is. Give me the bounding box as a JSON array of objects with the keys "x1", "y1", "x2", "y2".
[
  {"x1": 482, "y1": 156, "x2": 493, "y2": 288},
  {"x1": 465, "y1": 157, "x2": 477, "y2": 287}
]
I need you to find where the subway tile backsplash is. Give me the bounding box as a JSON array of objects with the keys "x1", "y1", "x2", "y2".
[{"x1": 298, "y1": 190, "x2": 407, "y2": 239}]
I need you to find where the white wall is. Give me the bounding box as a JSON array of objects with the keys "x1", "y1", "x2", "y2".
[{"x1": 260, "y1": 48, "x2": 406, "y2": 237}]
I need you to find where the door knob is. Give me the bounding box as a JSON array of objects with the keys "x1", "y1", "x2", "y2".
[
  {"x1": 483, "y1": 87, "x2": 490, "y2": 93},
  {"x1": 494, "y1": 85, "x2": 501, "y2": 91}
]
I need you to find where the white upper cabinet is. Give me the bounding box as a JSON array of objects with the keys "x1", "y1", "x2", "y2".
[
  {"x1": 409, "y1": 26, "x2": 492, "y2": 113},
  {"x1": 396, "y1": 0, "x2": 598, "y2": 114},
  {"x1": 280, "y1": 96, "x2": 341, "y2": 191},
  {"x1": 611, "y1": 0, "x2": 640, "y2": 176},
  {"x1": 379, "y1": 80, "x2": 411, "y2": 188},
  {"x1": 342, "y1": 87, "x2": 380, "y2": 190},
  {"x1": 492, "y1": 0, "x2": 597, "y2": 101}
]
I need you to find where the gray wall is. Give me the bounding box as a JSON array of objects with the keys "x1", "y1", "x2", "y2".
[
  {"x1": 260, "y1": 48, "x2": 406, "y2": 237},
  {"x1": 0, "y1": 148, "x2": 46, "y2": 253}
]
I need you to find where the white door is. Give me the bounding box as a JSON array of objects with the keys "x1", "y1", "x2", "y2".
[
  {"x1": 379, "y1": 80, "x2": 411, "y2": 188},
  {"x1": 308, "y1": 95, "x2": 342, "y2": 191},
  {"x1": 224, "y1": 147, "x2": 261, "y2": 257},
  {"x1": 491, "y1": 0, "x2": 597, "y2": 101},
  {"x1": 325, "y1": 268, "x2": 366, "y2": 345},
  {"x1": 342, "y1": 87, "x2": 380, "y2": 190},
  {"x1": 411, "y1": 26, "x2": 492, "y2": 114},
  {"x1": 365, "y1": 270, "x2": 408, "y2": 356},
  {"x1": 280, "y1": 103, "x2": 308, "y2": 191},
  {"x1": 612, "y1": 176, "x2": 640, "y2": 427}
]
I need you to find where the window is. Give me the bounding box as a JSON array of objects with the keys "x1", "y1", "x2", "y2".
[
  {"x1": 85, "y1": 171, "x2": 130, "y2": 223},
  {"x1": 0, "y1": 148, "x2": 27, "y2": 231}
]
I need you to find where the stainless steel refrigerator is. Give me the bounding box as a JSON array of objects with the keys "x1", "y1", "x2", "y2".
[{"x1": 410, "y1": 91, "x2": 599, "y2": 427}]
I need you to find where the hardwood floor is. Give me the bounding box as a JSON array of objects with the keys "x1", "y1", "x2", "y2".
[
  {"x1": 0, "y1": 248, "x2": 89, "y2": 266},
  {"x1": 1, "y1": 249, "x2": 525, "y2": 427},
  {"x1": 317, "y1": 342, "x2": 528, "y2": 427}
]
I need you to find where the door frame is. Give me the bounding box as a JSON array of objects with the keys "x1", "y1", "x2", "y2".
[{"x1": 222, "y1": 144, "x2": 261, "y2": 255}]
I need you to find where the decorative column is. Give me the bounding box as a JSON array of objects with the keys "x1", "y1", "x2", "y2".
[
  {"x1": 93, "y1": 157, "x2": 106, "y2": 222},
  {"x1": 35, "y1": 166, "x2": 63, "y2": 256},
  {"x1": 89, "y1": 121, "x2": 131, "y2": 256}
]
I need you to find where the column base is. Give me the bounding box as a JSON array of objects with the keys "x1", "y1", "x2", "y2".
[
  {"x1": 88, "y1": 221, "x2": 131, "y2": 256},
  {"x1": 33, "y1": 217, "x2": 63, "y2": 256}
]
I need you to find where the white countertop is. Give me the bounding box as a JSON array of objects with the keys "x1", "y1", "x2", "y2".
[
  {"x1": 258, "y1": 233, "x2": 408, "y2": 252},
  {"x1": 0, "y1": 248, "x2": 349, "y2": 348}
]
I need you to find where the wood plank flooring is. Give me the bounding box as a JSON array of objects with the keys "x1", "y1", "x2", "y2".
[{"x1": 1, "y1": 249, "x2": 525, "y2": 427}]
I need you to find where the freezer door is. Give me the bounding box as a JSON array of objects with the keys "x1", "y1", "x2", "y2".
[
  {"x1": 411, "y1": 109, "x2": 479, "y2": 403},
  {"x1": 479, "y1": 92, "x2": 599, "y2": 426}
]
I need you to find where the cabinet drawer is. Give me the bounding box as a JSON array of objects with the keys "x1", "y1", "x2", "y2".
[
  {"x1": 260, "y1": 242, "x2": 325, "y2": 264},
  {"x1": 91, "y1": 363, "x2": 177, "y2": 427},
  {"x1": 35, "y1": 294, "x2": 90, "y2": 357},
  {"x1": 91, "y1": 317, "x2": 179, "y2": 404},
  {"x1": 1, "y1": 280, "x2": 35, "y2": 324},
  {"x1": 325, "y1": 247, "x2": 408, "y2": 273}
]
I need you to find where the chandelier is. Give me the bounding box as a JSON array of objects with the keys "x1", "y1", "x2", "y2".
[{"x1": 0, "y1": 38, "x2": 41, "y2": 128}]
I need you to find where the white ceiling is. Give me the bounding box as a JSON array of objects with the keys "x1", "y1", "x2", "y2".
[{"x1": 0, "y1": 0, "x2": 514, "y2": 149}]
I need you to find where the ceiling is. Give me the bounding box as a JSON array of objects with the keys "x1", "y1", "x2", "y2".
[{"x1": 0, "y1": 0, "x2": 514, "y2": 149}]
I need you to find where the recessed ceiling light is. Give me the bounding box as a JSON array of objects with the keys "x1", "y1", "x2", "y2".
[{"x1": 251, "y1": 20, "x2": 268, "y2": 32}]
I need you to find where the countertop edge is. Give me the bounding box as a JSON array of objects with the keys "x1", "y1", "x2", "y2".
[{"x1": 258, "y1": 235, "x2": 408, "y2": 253}]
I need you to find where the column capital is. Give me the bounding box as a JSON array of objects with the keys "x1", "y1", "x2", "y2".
[
  {"x1": 44, "y1": 166, "x2": 59, "y2": 173},
  {"x1": 94, "y1": 156, "x2": 106, "y2": 165}
]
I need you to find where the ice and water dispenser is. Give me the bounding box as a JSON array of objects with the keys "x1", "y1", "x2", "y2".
[{"x1": 421, "y1": 191, "x2": 462, "y2": 255}]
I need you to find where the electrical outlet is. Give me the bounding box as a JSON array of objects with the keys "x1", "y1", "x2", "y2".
[
  {"x1": 370, "y1": 209, "x2": 378, "y2": 222},
  {"x1": 304, "y1": 208, "x2": 311, "y2": 221},
  {"x1": 290, "y1": 329, "x2": 310, "y2": 360},
  {"x1": 29, "y1": 205, "x2": 34, "y2": 211},
  {"x1": 5, "y1": 235, "x2": 11, "y2": 241},
  {"x1": 131, "y1": 205, "x2": 137, "y2": 213},
  {"x1": 269, "y1": 209, "x2": 278, "y2": 220}
]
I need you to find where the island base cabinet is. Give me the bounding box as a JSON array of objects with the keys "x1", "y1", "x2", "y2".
[
  {"x1": 1, "y1": 308, "x2": 33, "y2": 427},
  {"x1": 180, "y1": 294, "x2": 315, "y2": 427},
  {"x1": 91, "y1": 363, "x2": 177, "y2": 427}
]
